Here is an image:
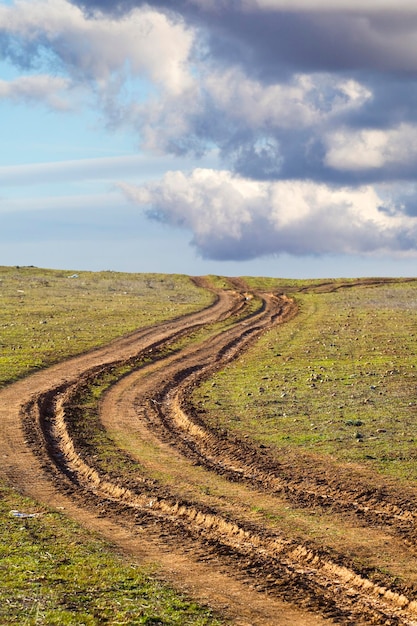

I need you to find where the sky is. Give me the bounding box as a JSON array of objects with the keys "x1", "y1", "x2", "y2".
[{"x1": 1, "y1": 0, "x2": 417, "y2": 278}]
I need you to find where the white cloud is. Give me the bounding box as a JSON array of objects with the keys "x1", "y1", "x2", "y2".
[
  {"x1": 204, "y1": 71, "x2": 371, "y2": 130},
  {"x1": 0, "y1": 155, "x2": 151, "y2": 186},
  {"x1": 3, "y1": 0, "x2": 417, "y2": 270},
  {"x1": 0, "y1": 0, "x2": 376, "y2": 155},
  {"x1": 0, "y1": 74, "x2": 72, "y2": 109},
  {"x1": 0, "y1": 151, "x2": 220, "y2": 187},
  {"x1": 0, "y1": 0, "x2": 201, "y2": 160},
  {"x1": 131, "y1": 83, "x2": 201, "y2": 153},
  {"x1": 122, "y1": 169, "x2": 260, "y2": 239},
  {"x1": 0, "y1": 0, "x2": 195, "y2": 95},
  {"x1": 128, "y1": 69, "x2": 372, "y2": 157},
  {"x1": 119, "y1": 168, "x2": 417, "y2": 259},
  {"x1": 324, "y1": 124, "x2": 417, "y2": 171}
]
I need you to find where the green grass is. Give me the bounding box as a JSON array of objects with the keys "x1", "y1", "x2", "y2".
[
  {"x1": 3, "y1": 267, "x2": 417, "y2": 623},
  {"x1": 193, "y1": 278, "x2": 417, "y2": 482},
  {"x1": 0, "y1": 266, "x2": 212, "y2": 387},
  {"x1": 0, "y1": 483, "x2": 223, "y2": 626},
  {"x1": 0, "y1": 266, "x2": 223, "y2": 625}
]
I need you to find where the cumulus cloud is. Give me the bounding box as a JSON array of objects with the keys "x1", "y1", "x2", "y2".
[
  {"x1": 204, "y1": 72, "x2": 371, "y2": 131},
  {"x1": 72, "y1": 0, "x2": 417, "y2": 74},
  {"x1": 119, "y1": 169, "x2": 417, "y2": 259},
  {"x1": 0, "y1": 0, "x2": 195, "y2": 93},
  {"x1": 27, "y1": 0, "x2": 412, "y2": 186},
  {"x1": 2, "y1": 0, "x2": 416, "y2": 181},
  {"x1": 3, "y1": 0, "x2": 417, "y2": 262},
  {"x1": 324, "y1": 124, "x2": 417, "y2": 175}
]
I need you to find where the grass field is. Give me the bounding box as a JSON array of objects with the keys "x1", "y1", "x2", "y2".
[
  {"x1": 0, "y1": 266, "x2": 222, "y2": 626},
  {"x1": 0, "y1": 483, "x2": 223, "y2": 626},
  {"x1": 2, "y1": 267, "x2": 417, "y2": 624},
  {"x1": 193, "y1": 277, "x2": 417, "y2": 482},
  {"x1": 0, "y1": 266, "x2": 212, "y2": 387}
]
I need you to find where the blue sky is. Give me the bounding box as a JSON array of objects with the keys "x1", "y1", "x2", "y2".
[{"x1": 1, "y1": 0, "x2": 417, "y2": 278}]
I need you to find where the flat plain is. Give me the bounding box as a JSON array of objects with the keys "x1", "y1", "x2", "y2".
[{"x1": 1, "y1": 266, "x2": 417, "y2": 625}]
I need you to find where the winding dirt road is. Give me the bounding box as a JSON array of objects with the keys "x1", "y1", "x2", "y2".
[{"x1": 2, "y1": 278, "x2": 417, "y2": 625}]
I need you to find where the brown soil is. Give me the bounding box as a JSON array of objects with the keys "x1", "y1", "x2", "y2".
[{"x1": 1, "y1": 278, "x2": 417, "y2": 625}]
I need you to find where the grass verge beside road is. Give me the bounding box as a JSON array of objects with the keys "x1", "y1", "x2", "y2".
[
  {"x1": 0, "y1": 483, "x2": 222, "y2": 626},
  {"x1": 194, "y1": 278, "x2": 417, "y2": 482},
  {"x1": 0, "y1": 266, "x2": 212, "y2": 387},
  {"x1": 0, "y1": 266, "x2": 222, "y2": 626}
]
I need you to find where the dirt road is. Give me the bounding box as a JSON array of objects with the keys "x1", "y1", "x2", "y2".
[{"x1": 1, "y1": 278, "x2": 417, "y2": 625}]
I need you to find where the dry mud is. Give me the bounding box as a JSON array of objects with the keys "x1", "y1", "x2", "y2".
[{"x1": 1, "y1": 277, "x2": 417, "y2": 625}]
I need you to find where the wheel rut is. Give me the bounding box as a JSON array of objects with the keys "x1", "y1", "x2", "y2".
[{"x1": 2, "y1": 278, "x2": 417, "y2": 625}]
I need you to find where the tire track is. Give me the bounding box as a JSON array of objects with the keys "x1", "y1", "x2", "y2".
[
  {"x1": 156, "y1": 346, "x2": 417, "y2": 541},
  {"x1": 4, "y1": 278, "x2": 417, "y2": 624},
  {"x1": 23, "y1": 380, "x2": 417, "y2": 626},
  {"x1": 21, "y1": 282, "x2": 417, "y2": 624},
  {"x1": 132, "y1": 282, "x2": 417, "y2": 547}
]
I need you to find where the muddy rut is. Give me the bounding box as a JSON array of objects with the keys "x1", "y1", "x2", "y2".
[{"x1": 2, "y1": 278, "x2": 417, "y2": 625}]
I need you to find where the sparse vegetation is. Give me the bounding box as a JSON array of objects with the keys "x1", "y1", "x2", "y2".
[
  {"x1": 3, "y1": 268, "x2": 417, "y2": 624},
  {"x1": 193, "y1": 278, "x2": 417, "y2": 481},
  {"x1": 0, "y1": 266, "x2": 212, "y2": 387},
  {"x1": 0, "y1": 483, "x2": 223, "y2": 626},
  {"x1": 0, "y1": 266, "x2": 222, "y2": 626}
]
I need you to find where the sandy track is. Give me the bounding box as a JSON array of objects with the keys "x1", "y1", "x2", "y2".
[{"x1": 2, "y1": 278, "x2": 417, "y2": 624}]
